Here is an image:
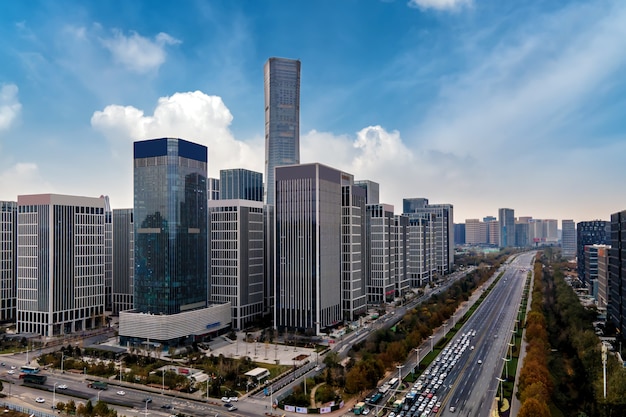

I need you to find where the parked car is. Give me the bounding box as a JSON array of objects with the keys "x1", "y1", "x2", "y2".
[
  {"x1": 35, "y1": 397, "x2": 45, "y2": 403},
  {"x1": 221, "y1": 397, "x2": 231, "y2": 403}
]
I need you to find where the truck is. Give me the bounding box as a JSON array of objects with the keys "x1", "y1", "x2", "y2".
[
  {"x1": 88, "y1": 381, "x2": 108, "y2": 390},
  {"x1": 353, "y1": 402, "x2": 366, "y2": 415},
  {"x1": 23, "y1": 373, "x2": 47, "y2": 385},
  {"x1": 370, "y1": 392, "x2": 383, "y2": 404}
]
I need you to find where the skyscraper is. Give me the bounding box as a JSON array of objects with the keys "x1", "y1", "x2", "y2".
[
  {"x1": 119, "y1": 138, "x2": 230, "y2": 348},
  {"x1": 274, "y1": 163, "x2": 342, "y2": 334},
  {"x1": 264, "y1": 57, "x2": 301, "y2": 206},
  {"x1": 112, "y1": 208, "x2": 133, "y2": 315},
  {"x1": 16, "y1": 194, "x2": 106, "y2": 336},
  {"x1": 0, "y1": 201, "x2": 17, "y2": 323},
  {"x1": 220, "y1": 168, "x2": 263, "y2": 202},
  {"x1": 609, "y1": 211, "x2": 626, "y2": 336},
  {"x1": 577, "y1": 220, "x2": 610, "y2": 286},
  {"x1": 561, "y1": 219, "x2": 576, "y2": 259},
  {"x1": 498, "y1": 208, "x2": 515, "y2": 248}
]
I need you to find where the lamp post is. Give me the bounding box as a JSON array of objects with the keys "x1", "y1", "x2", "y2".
[
  {"x1": 508, "y1": 342, "x2": 515, "y2": 361},
  {"x1": 97, "y1": 390, "x2": 101, "y2": 403},
  {"x1": 162, "y1": 369, "x2": 165, "y2": 394},
  {"x1": 429, "y1": 335, "x2": 434, "y2": 352},
  {"x1": 414, "y1": 347, "x2": 421, "y2": 372},
  {"x1": 395, "y1": 364, "x2": 404, "y2": 396},
  {"x1": 53, "y1": 382, "x2": 58, "y2": 410},
  {"x1": 602, "y1": 344, "x2": 607, "y2": 398},
  {"x1": 502, "y1": 357, "x2": 511, "y2": 380},
  {"x1": 496, "y1": 377, "x2": 505, "y2": 406},
  {"x1": 61, "y1": 353, "x2": 66, "y2": 374}
]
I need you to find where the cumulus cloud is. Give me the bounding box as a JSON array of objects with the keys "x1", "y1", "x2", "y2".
[
  {"x1": 408, "y1": 0, "x2": 472, "y2": 11},
  {"x1": 91, "y1": 90, "x2": 262, "y2": 175},
  {"x1": 100, "y1": 29, "x2": 181, "y2": 73},
  {"x1": 0, "y1": 163, "x2": 52, "y2": 200},
  {"x1": 0, "y1": 84, "x2": 22, "y2": 131}
]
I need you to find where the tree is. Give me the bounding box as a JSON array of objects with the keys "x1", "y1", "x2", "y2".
[
  {"x1": 66, "y1": 400, "x2": 77, "y2": 415},
  {"x1": 518, "y1": 397, "x2": 550, "y2": 417}
]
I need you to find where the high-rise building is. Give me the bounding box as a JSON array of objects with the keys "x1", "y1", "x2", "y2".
[
  {"x1": 595, "y1": 245, "x2": 610, "y2": 310},
  {"x1": 341, "y1": 180, "x2": 367, "y2": 321},
  {"x1": 454, "y1": 223, "x2": 465, "y2": 246},
  {"x1": 119, "y1": 138, "x2": 230, "y2": 348},
  {"x1": 498, "y1": 208, "x2": 515, "y2": 248},
  {"x1": 264, "y1": 57, "x2": 301, "y2": 206},
  {"x1": 220, "y1": 168, "x2": 263, "y2": 202},
  {"x1": 365, "y1": 204, "x2": 397, "y2": 304},
  {"x1": 585, "y1": 244, "x2": 609, "y2": 300},
  {"x1": 465, "y1": 219, "x2": 488, "y2": 245},
  {"x1": 112, "y1": 208, "x2": 134, "y2": 315},
  {"x1": 103, "y1": 196, "x2": 113, "y2": 311},
  {"x1": 274, "y1": 163, "x2": 342, "y2": 334},
  {"x1": 514, "y1": 221, "x2": 530, "y2": 247},
  {"x1": 609, "y1": 211, "x2": 626, "y2": 336},
  {"x1": 393, "y1": 214, "x2": 410, "y2": 297},
  {"x1": 407, "y1": 212, "x2": 436, "y2": 287},
  {"x1": 0, "y1": 201, "x2": 17, "y2": 323},
  {"x1": 561, "y1": 220, "x2": 576, "y2": 259},
  {"x1": 16, "y1": 194, "x2": 106, "y2": 336},
  {"x1": 354, "y1": 180, "x2": 380, "y2": 205},
  {"x1": 403, "y1": 198, "x2": 454, "y2": 275},
  {"x1": 577, "y1": 220, "x2": 610, "y2": 286},
  {"x1": 208, "y1": 178, "x2": 220, "y2": 201},
  {"x1": 208, "y1": 199, "x2": 265, "y2": 330}
]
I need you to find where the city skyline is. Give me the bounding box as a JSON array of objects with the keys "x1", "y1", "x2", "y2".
[{"x1": 1, "y1": 0, "x2": 625, "y2": 223}]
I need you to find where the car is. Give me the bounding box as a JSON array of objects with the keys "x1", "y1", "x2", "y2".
[
  {"x1": 450, "y1": 406, "x2": 456, "y2": 412},
  {"x1": 7, "y1": 370, "x2": 14, "y2": 375},
  {"x1": 143, "y1": 397, "x2": 152, "y2": 403},
  {"x1": 228, "y1": 396, "x2": 238, "y2": 402},
  {"x1": 221, "y1": 397, "x2": 231, "y2": 403},
  {"x1": 362, "y1": 408, "x2": 371, "y2": 415},
  {"x1": 227, "y1": 405, "x2": 237, "y2": 411},
  {"x1": 35, "y1": 397, "x2": 45, "y2": 403},
  {"x1": 116, "y1": 391, "x2": 126, "y2": 396},
  {"x1": 10, "y1": 366, "x2": 15, "y2": 370},
  {"x1": 477, "y1": 359, "x2": 483, "y2": 364},
  {"x1": 1, "y1": 362, "x2": 4, "y2": 366},
  {"x1": 161, "y1": 405, "x2": 173, "y2": 410},
  {"x1": 57, "y1": 384, "x2": 68, "y2": 390}
]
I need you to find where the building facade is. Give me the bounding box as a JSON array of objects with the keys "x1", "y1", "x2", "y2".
[
  {"x1": 274, "y1": 163, "x2": 342, "y2": 334},
  {"x1": 577, "y1": 220, "x2": 610, "y2": 286},
  {"x1": 0, "y1": 201, "x2": 17, "y2": 323},
  {"x1": 264, "y1": 57, "x2": 301, "y2": 206},
  {"x1": 208, "y1": 199, "x2": 265, "y2": 330},
  {"x1": 608, "y1": 211, "x2": 626, "y2": 337},
  {"x1": 365, "y1": 203, "x2": 396, "y2": 305},
  {"x1": 561, "y1": 219, "x2": 576, "y2": 259},
  {"x1": 120, "y1": 138, "x2": 230, "y2": 348},
  {"x1": 16, "y1": 194, "x2": 106, "y2": 336},
  {"x1": 112, "y1": 208, "x2": 134, "y2": 315},
  {"x1": 498, "y1": 208, "x2": 515, "y2": 248},
  {"x1": 219, "y1": 168, "x2": 263, "y2": 202},
  {"x1": 354, "y1": 180, "x2": 380, "y2": 205}
]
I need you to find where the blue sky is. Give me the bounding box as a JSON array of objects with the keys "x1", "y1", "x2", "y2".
[{"x1": 1, "y1": 0, "x2": 625, "y2": 223}]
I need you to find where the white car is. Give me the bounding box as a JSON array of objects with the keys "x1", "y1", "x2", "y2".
[
  {"x1": 229, "y1": 396, "x2": 238, "y2": 402},
  {"x1": 57, "y1": 384, "x2": 68, "y2": 390},
  {"x1": 221, "y1": 397, "x2": 230, "y2": 403},
  {"x1": 7, "y1": 370, "x2": 15, "y2": 375},
  {"x1": 116, "y1": 390, "x2": 126, "y2": 396},
  {"x1": 35, "y1": 397, "x2": 45, "y2": 403}
]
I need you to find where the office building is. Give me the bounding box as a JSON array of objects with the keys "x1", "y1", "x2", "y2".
[
  {"x1": 596, "y1": 245, "x2": 609, "y2": 310},
  {"x1": 403, "y1": 198, "x2": 454, "y2": 275},
  {"x1": 0, "y1": 201, "x2": 17, "y2": 323},
  {"x1": 119, "y1": 138, "x2": 230, "y2": 349},
  {"x1": 577, "y1": 220, "x2": 610, "y2": 286},
  {"x1": 104, "y1": 196, "x2": 113, "y2": 311},
  {"x1": 220, "y1": 168, "x2": 263, "y2": 202},
  {"x1": 341, "y1": 180, "x2": 368, "y2": 321},
  {"x1": 561, "y1": 220, "x2": 576, "y2": 259},
  {"x1": 274, "y1": 163, "x2": 342, "y2": 334},
  {"x1": 354, "y1": 180, "x2": 380, "y2": 205},
  {"x1": 407, "y1": 212, "x2": 436, "y2": 287},
  {"x1": 609, "y1": 211, "x2": 626, "y2": 336},
  {"x1": 365, "y1": 204, "x2": 397, "y2": 304},
  {"x1": 465, "y1": 219, "x2": 488, "y2": 245},
  {"x1": 112, "y1": 208, "x2": 134, "y2": 315},
  {"x1": 264, "y1": 57, "x2": 301, "y2": 206},
  {"x1": 16, "y1": 194, "x2": 106, "y2": 336},
  {"x1": 208, "y1": 178, "x2": 220, "y2": 201},
  {"x1": 208, "y1": 199, "x2": 265, "y2": 330},
  {"x1": 454, "y1": 223, "x2": 465, "y2": 246},
  {"x1": 585, "y1": 244, "x2": 608, "y2": 300},
  {"x1": 393, "y1": 214, "x2": 410, "y2": 297},
  {"x1": 498, "y1": 208, "x2": 515, "y2": 248}
]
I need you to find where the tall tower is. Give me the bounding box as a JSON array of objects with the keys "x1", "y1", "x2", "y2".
[
  {"x1": 264, "y1": 57, "x2": 301, "y2": 206},
  {"x1": 0, "y1": 201, "x2": 17, "y2": 323},
  {"x1": 498, "y1": 208, "x2": 515, "y2": 248},
  {"x1": 133, "y1": 138, "x2": 208, "y2": 315}
]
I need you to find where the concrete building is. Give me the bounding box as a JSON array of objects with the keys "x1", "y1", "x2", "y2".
[
  {"x1": 596, "y1": 245, "x2": 610, "y2": 310},
  {"x1": 577, "y1": 220, "x2": 610, "y2": 286},
  {"x1": 112, "y1": 208, "x2": 134, "y2": 315},
  {"x1": 585, "y1": 244, "x2": 609, "y2": 300},
  {"x1": 16, "y1": 194, "x2": 106, "y2": 336},
  {"x1": 465, "y1": 219, "x2": 488, "y2": 245},
  {"x1": 104, "y1": 197, "x2": 113, "y2": 311},
  {"x1": 406, "y1": 212, "x2": 436, "y2": 287},
  {"x1": 120, "y1": 138, "x2": 230, "y2": 349},
  {"x1": 274, "y1": 163, "x2": 342, "y2": 334},
  {"x1": 208, "y1": 199, "x2": 265, "y2": 330},
  {"x1": 608, "y1": 211, "x2": 626, "y2": 337},
  {"x1": 0, "y1": 201, "x2": 17, "y2": 323},
  {"x1": 365, "y1": 203, "x2": 397, "y2": 305},
  {"x1": 561, "y1": 219, "x2": 576, "y2": 259},
  {"x1": 264, "y1": 57, "x2": 301, "y2": 206}
]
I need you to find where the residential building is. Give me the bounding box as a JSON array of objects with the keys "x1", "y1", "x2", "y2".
[
  {"x1": 274, "y1": 163, "x2": 342, "y2": 334},
  {"x1": 498, "y1": 208, "x2": 515, "y2": 248},
  {"x1": 220, "y1": 168, "x2": 263, "y2": 202},
  {"x1": 112, "y1": 208, "x2": 133, "y2": 315},
  {"x1": 16, "y1": 194, "x2": 106, "y2": 336},
  {"x1": 561, "y1": 219, "x2": 576, "y2": 259},
  {"x1": 264, "y1": 57, "x2": 301, "y2": 206},
  {"x1": 119, "y1": 138, "x2": 230, "y2": 349},
  {"x1": 208, "y1": 199, "x2": 265, "y2": 330},
  {"x1": 0, "y1": 201, "x2": 17, "y2": 323}
]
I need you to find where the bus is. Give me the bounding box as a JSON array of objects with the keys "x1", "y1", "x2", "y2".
[
  {"x1": 88, "y1": 381, "x2": 108, "y2": 390},
  {"x1": 20, "y1": 365, "x2": 40, "y2": 374},
  {"x1": 388, "y1": 377, "x2": 399, "y2": 389},
  {"x1": 370, "y1": 392, "x2": 383, "y2": 404},
  {"x1": 23, "y1": 374, "x2": 47, "y2": 385}
]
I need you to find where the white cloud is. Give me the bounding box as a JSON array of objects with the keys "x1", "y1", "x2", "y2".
[
  {"x1": 91, "y1": 90, "x2": 263, "y2": 175},
  {"x1": 0, "y1": 84, "x2": 22, "y2": 131},
  {"x1": 100, "y1": 29, "x2": 181, "y2": 73},
  {"x1": 0, "y1": 163, "x2": 52, "y2": 200},
  {"x1": 408, "y1": 0, "x2": 472, "y2": 11}
]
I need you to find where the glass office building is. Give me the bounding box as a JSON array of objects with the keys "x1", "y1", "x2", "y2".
[
  {"x1": 264, "y1": 57, "x2": 301, "y2": 206},
  {"x1": 220, "y1": 168, "x2": 263, "y2": 202},
  {"x1": 133, "y1": 138, "x2": 208, "y2": 315}
]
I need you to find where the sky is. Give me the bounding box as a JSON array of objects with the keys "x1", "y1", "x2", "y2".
[{"x1": 1, "y1": 0, "x2": 625, "y2": 224}]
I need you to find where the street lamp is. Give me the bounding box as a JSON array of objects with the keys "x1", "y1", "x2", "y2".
[
  {"x1": 508, "y1": 342, "x2": 515, "y2": 361},
  {"x1": 97, "y1": 390, "x2": 101, "y2": 403},
  {"x1": 61, "y1": 353, "x2": 67, "y2": 374},
  {"x1": 414, "y1": 347, "x2": 421, "y2": 372},
  {"x1": 502, "y1": 357, "x2": 511, "y2": 380},
  {"x1": 395, "y1": 364, "x2": 404, "y2": 396},
  {"x1": 602, "y1": 344, "x2": 608, "y2": 398},
  {"x1": 53, "y1": 382, "x2": 58, "y2": 410},
  {"x1": 496, "y1": 377, "x2": 505, "y2": 406},
  {"x1": 429, "y1": 335, "x2": 434, "y2": 352}
]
